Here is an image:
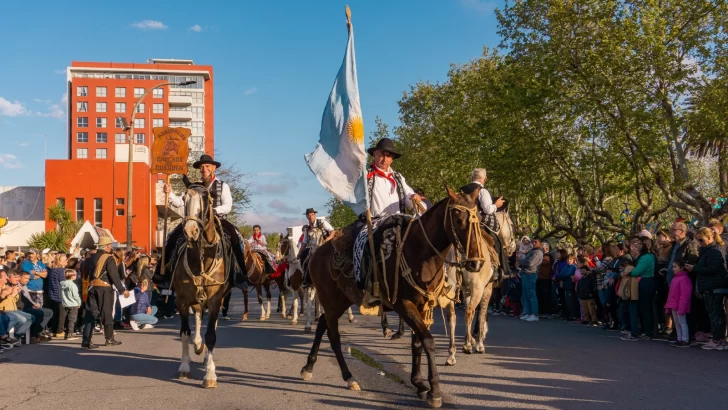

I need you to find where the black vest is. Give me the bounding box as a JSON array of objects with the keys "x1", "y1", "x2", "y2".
[
  {"x1": 183, "y1": 175, "x2": 224, "y2": 210},
  {"x1": 367, "y1": 166, "x2": 406, "y2": 214}
]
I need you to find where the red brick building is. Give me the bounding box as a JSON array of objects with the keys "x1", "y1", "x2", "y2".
[{"x1": 45, "y1": 59, "x2": 214, "y2": 252}]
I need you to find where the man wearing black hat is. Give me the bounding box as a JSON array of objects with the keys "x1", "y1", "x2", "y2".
[
  {"x1": 157, "y1": 154, "x2": 249, "y2": 288},
  {"x1": 299, "y1": 208, "x2": 335, "y2": 286}
]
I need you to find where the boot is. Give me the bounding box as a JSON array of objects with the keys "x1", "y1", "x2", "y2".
[
  {"x1": 105, "y1": 338, "x2": 122, "y2": 346},
  {"x1": 103, "y1": 324, "x2": 121, "y2": 346},
  {"x1": 231, "y1": 230, "x2": 250, "y2": 289},
  {"x1": 82, "y1": 341, "x2": 99, "y2": 349}
]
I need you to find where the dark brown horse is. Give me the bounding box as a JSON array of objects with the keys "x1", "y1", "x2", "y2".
[
  {"x1": 240, "y1": 246, "x2": 274, "y2": 320},
  {"x1": 300, "y1": 187, "x2": 487, "y2": 408},
  {"x1": 172, "y1": 186, "x2": 231, "y2": 388}
]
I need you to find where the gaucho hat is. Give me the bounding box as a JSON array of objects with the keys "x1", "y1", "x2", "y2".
[
  {"x1": 304, "y1": 208, "x2": 318, "y2": 215},
  {"x1": 193, "y1": 154, "x2": 222, "y2": 169},
  {"x1": 367, "y1": 138, "x2": 401, "y2": 159}
]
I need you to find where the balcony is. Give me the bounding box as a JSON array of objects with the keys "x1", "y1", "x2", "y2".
[
  {"x1": 169, "y1": 110, "x2": 193, "y2": 121},
  {"x1": 115, "y1": 144, "x2": 149, "y2": 165},
  {"x1": 168, "y1": 95, "x2": 193, "y2": 106}
]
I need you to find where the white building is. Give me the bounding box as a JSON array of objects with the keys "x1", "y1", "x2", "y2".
[{"x1": 0, "y1": 186, "x2": 46, "y2": 251}]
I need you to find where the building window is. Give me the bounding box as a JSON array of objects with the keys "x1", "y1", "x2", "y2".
[
  {"x1": 134, "y1": 87, "x2": 145, "y2": 98},
  {"x1": 76, "y1": 198, "x2": 85, "y2": 221},
  {"x1": 192, "y1": 121, "x2": 203, "y2": 135},
  {"x1": 96, "y1": 86, "x2": 107, "y2": 97},
  {"x1": 77, "y1": 148, "x2": 88, "y2": 159},
  {"x1": 193, "y1": 92, "x2": 203, "y2": 104},
  {"x1": 94, "y1": 198, "x2": 102, "y2": 228},
  {"x1": 153, "y1": 118, "x2": 164, "y2": 127},
  {"x1": 116, "y1": 198, "x2": 124, "y2": 206},
  {"x1": 57, "y1": 198, "x2": 65, "y2": 208},
  {"x1": 76, "y1": 132, "x2": 88, "y2": 143},
  {"x1": 135, "y1": 133, "x2": 145, "y2": 144},
  {"x1": 95, "y1": 148, "x2": 107, "y2": 159},
  {"x1": 115, "y1": 117, "x2": 124, "y2": 128},
  {"x1": 136, "y1": 103, "x2": 145, "y2": 113},
  {"x1": 116, "y1": 209, "x2": 124, "y2": 216},
  {"x1": 96, "y1": 117, "x2": 107, "y2": 128},
  {"x1": 153, "y1": 103, "x2": 164, "y2": 114},
  {"x1": 153, "y1": 88, "x2": 164, "y2": 98},
  {"x1": 77, "y1": 117, "x2": 88, "y2": 127},
  {"x1": 170, "y1": 121, "x2": 190, "y2": 128},
  {"x1": 77, "y1": 86, "x2": 88, "y2": 97},
  {"x1": 115, "y1": 133, "x2": 126, "y2": 143},
  {"x1": 134, "y1": 118, "x2": 144, "y2": 128},
  {"x1": 96, "y1": 102, "x2": 107, "y2": 113},
  {"x1": 192, "y1": 106, "x2": 203, "y2": 120},
  {"x1": 115, "y1": 87, "x2": 126, "y2": 98},
  {"x1": 115, "y1": 102, "x2": 126, "y2": 113},
  {"x1": 77, "y1": 102, "x2": 88, "y2": 112},
  {"x1": 96, "y1": 132, "x2": 107, "y2": 143}
]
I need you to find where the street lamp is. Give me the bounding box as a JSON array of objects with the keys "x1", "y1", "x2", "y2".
[{"x1": 118, "y1": 79, "x2": 197, "y2": 251}]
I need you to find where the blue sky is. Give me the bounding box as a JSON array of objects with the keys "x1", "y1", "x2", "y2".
[{"x1": 0, "y1": 0, "x2": 502, "y2": 233}]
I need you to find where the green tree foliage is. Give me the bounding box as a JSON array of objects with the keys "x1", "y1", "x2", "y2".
[
  {"x1": 265, "y1": 233, "x2": 281, "y2": 253},
  {"x1": 28, "y1": 204, "x2": 82, "y2": 253},
  {"x1": 327, "y1": 197, "x2": 358, "y2": 229}
]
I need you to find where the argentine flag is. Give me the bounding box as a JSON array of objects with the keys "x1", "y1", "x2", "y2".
[{"x1": 305, "y1": 18, "x2": 368, "y2": 215}]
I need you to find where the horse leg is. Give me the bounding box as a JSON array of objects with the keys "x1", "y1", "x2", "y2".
[
  {"x1": 301, "y1": 313, "x2": 327, "y2": 381},
  {"x1": 347, "y1": 307, "x2": 355, "y2": 323},
  {"x1": 464, "y1": 282, "x2": 485, "y2": 354},
  {"x1": 304, "y1": 288, "x2": 314, "y2": 333},
  {"x1": 177, "y1": 299, "x2": 192, "y2": 379},
  {"x1": 242, "y1": 288, "x2": 249, "y2": 321},
  {"x1": 192, "y1": 304, "x2": 205, "y2": 356},
  {"x1": 257, "y1": 285, "x2": 266, "y2": 321},
  {"x1": 396, "y1": 299, "x2": 442, "y2": 408},
  {"x1": 265, "y1": 283, "x2": 272, "y2": 319},
  {"x1": 392, "y1": 316, "x2": 405, "y2": 340},
  {"x1": 291, "y1": 295, "x2": 299, "y2": 325},
  {"x1": 202, "y1": 295, "x2": 222, "y2": 388},
  {"x1": 476, "y1": 283, "x2": 494, "y2": 354},
  {"x1": 280, "y1": 290, "x2": 286, "y2": 318},
  {"x1": 446, "y1": 301, "x2": 457, "y2": 366},
  {"x1": 325, "y1": 308, "x2": 360, "y2": 391},
  {"x1": 381, "y1": 313, "x2": 392, "y2": 339}
]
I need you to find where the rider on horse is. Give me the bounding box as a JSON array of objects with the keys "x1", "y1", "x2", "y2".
[
  {"x1": 155, "y1": 154, "x2": 249, "y2": 288},
  {"x1": 247, "y1": 225, "x2": 278, "y2": 274},
  {"x1": 299, "y1": 208, "x2": 334, "y2": 286},
  {"x1": 460, "y1": 168, "x2": 508, "y2": 281},
  {"x1": 353, "y1": 138, "x2": 424, "y2": 306}
]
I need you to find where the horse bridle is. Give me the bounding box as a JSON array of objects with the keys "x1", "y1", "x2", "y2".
[{"x1": 443, "y1": 201, "x2": 488, "y2": 266}]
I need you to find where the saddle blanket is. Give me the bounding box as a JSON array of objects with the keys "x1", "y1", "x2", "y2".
[{"x1": 353, "y1": 215, "x2": 411, "y2": 284}]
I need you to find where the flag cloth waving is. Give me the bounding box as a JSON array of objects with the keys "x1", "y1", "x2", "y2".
[{"x1": 304, "y1": 11, "x2": 368, "y2": 215}]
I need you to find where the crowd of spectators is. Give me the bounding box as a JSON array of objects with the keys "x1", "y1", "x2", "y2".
[{"x1": 492, "y1": 219, "x2": 728, "y2": 350}]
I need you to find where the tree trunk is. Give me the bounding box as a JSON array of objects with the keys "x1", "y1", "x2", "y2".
[{"x1": 719, "y1": 143, "x2": 728, "y2": 194}]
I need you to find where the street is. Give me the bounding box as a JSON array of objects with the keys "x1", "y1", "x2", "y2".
[{"x1": 1, "y1": 290, "x2": 727, "y2": 410}]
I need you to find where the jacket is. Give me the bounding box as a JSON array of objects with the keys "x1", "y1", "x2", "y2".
[
  {"x1": 519, "y1": 248, "x2": 544, "y2": 274},
  {"x1": 665, "y1": 271, "x2": 692, "y2": 315},
  {"x1": 61, "y1": 279, "x2": 82, "y2": 308},
  {"x1": 630, "y1": 253, "x2": 655, "y2": 278},
  {"x1": 667, "y1": 238, "x2": 700, "y2": 284},
  {"x1": 556, "y1": 264, "x2": 576, "y2": 290},
  {"x1": 129, "y1": 288, "x2": 151, "y2": 316},
  {"x1": 0, "y1": 286, "x2": 19, "y2": 311},
  {"x1": 693, "y1": 242, "x2": 728, "y2": 293},
  {"x1": 538, "y1": 253, "x2": 553, "y2": 280},
  {"x1": 577, "y1": 273, "x2": 596, "y2": 300},
  {"x1": 84, "y1": 250, "x2": 126, "y2": 293},
  {"x1": 47, "y1": 267, "x2": 65, "y2": 303}
]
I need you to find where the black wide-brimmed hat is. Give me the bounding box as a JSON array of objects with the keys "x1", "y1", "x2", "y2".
[
  {"x1": 367, "y1": 138, "x2": 401, "y2": 159},
  {"x1": 193, "y1": 154, "x2": 222, "y2": 169},
  {"x1": 304, "y1": 208, "x2": 318, "y2": 215}
]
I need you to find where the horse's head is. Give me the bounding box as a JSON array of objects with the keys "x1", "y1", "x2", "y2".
[
  {"x1": 444, "y1": 186, "x2": 487, "y2": 272},
  {"x1": 183, "y1": 185, "x2": 216, "y2": 244}
]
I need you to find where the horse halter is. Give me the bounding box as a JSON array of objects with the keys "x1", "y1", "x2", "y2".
[
  {"x1": 183, "y1": 185, "x2": 220, "y2": 247},
  {"x1": 444, "y1": 201, "x2": 487, "y2": 267}
]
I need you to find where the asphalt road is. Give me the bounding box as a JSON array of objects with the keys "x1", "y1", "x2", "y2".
[{"x1": 1, "y1": 290, "x2": 727, "y2": 410}]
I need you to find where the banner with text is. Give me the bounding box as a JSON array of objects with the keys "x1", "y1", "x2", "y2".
[{"x1": 151, "y1": 127, "x2": 191, "y2": 175}]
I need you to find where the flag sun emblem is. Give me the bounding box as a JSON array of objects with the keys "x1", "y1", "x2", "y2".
[{"x1": 346, "y1": 116, "x2": 364, "y2": 144}]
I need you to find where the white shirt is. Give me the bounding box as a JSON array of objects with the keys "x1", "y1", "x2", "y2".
[
  {"x1": 369, "y1": 168, "x2": 424, "y2": 218},
  {"x1": 169, "y1": 177, "x2": 233, "y2": 216},
  {"x1": 248, "y1": 235, "x2": 268, "y2": 252},
  {"x1": 302, "y1": 219, "x2": 334, "y2": 245},
  {"x1": 473, "y1": 181, "x2": 497, "y2": 215}
]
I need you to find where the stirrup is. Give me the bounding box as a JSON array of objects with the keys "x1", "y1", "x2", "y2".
[{"x1": 359, "y1": 290, "x2": 380, "y2": 316}]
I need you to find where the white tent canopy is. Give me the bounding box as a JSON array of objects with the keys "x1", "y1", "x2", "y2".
[{"x1": 69, "y1": 221, "x2": 115, "y2": 254}]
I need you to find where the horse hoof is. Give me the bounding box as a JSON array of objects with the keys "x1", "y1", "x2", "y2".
[
  {"x1": 347, "y1": 379, "x2": 361, "y2": 391},
  {"x1": 260, "y1": 317, "x2": 266, "y2": 321},
  {"x1": 475, "y1": 346, "x2": 485, "y2": 354},
  {"x1": 301, "y1": 369, "x2": 313, "y2": 381},
  {"x1": 462, "y1": 346, "x2": 472, "y2": 355},
  {"x1": 178, "y1": 372, "x2": 190, "y2": 380},
  {"x1": 241, "y1": 314, "x2": 248, "y2": 321},
  {"x1": 391, "y1": 332, "x2": 403, "y2": 340},
  {"x1": 304, "y1": 327, "x2": 312, "y2": 333},
  {"x1": 194, "y1": 344, "x2": 206, "y2": 356},
  {"x1": 417, "y1": 390, "x2": 430, "y2": 400},
  {"x1": 446, "y1": 357, "x2": 457, "y2": 366},
  {"x1": 383, "y1": 329, "x2": 393, "y2": 339},
  {"x1": 266, "y1": 314, "x2": 271, "y2": 319},
  {"x1": 348, "y1": 317, "x2": 357, "y2": 324},
  {"x1": 202, "y1": 379, "x2": 217, "y2": 389},
  {"x1": 427, "y1": 394, "x2": 443, "y2": 408},
  {"x1": 287, "y1": 315, "x2": 293, "y2": 320}
]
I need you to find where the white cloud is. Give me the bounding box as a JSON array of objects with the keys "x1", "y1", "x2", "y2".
[
  {"x1": 244, "y1": 87, "x2": 258, "y2": 96},
  {"x1": 132, "y1": 20, "x2": 168, "y2": 30},
  {"x1": 0, "y1": 154, "x2": 24, "y2": 169},
  {"x1": 33, "y1": 98, "x2": 51, "y2": 105},
  {"x1": 0, "y1": 97, "x2": 28, "y2": 117},
  {"x1": 241, "y1": 212, "x2": 301, "y2": 234},
  {"x1": 268, "y1": 199, "x2": 299, "y2": 214},
  {"x1": 61, "y1": 92, "x2": 68, "y2": 105},
  {"x1": 189, "y1": 24, "x2": 203, "y2": 32},
  {"x1": 460, "y1": 0, "x2": 496, "y2": 13},
  {"x1": 38, "y1": 105, "x2": 64, "y2": 119},
  {"x1": 17, "y1": 141, "x2": 29, "y2": 147},
  {"x1": 55, "y1": 69, "x2": 66, "y2": 75}
]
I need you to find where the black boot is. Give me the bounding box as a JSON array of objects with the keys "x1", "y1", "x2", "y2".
[
  {"x1": 103, "y1": 324, "x2": 121, "y2": 346},
  {"x1": 81, "y1": 321, "x2": 98, "y2": 349}
]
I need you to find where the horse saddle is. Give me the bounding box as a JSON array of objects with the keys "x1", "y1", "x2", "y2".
[
  {"x1": 360, "y1": 215, "x2": 412, "y2": 284},
  {"x1": 253, "y1": 250, "x2": 276, "y2": 274}
]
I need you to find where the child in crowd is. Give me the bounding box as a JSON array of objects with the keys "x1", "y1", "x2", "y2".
[
  {"x1": 504, "y1": 273, "x2": 522, "y2": 317},
  {"x1": 665, "y1": 260, "x2": 692, "y2": 348},
  {"x1": 576, "y1": 256, "x2": 598, "y2": 326},
  {"x1": 60, "y1": 269, "x2": 82, "y2": 341},
  {"x1": 555, "y1": 254, "x2": 578, "y2": 320}
]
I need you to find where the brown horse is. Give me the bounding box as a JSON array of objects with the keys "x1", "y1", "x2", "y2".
[
  {"x1": 241, "y1": 247, "x2": 273, "y2": 320},
  {"x1": 172, "y1": 186, "x2": 231, "y2": 388},
  {"x1": 300, "y1": 187, "x2": 488, "y2": 408}
]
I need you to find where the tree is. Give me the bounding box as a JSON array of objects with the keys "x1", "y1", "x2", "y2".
[
  {"x1": 27, "y1": 204, "x2": 82, "y2": 253},
  {"x1": 327, "y1": 197, "x2": 358, "y2": 229},
  {"x1": 265, "y1": 233, "x2": 281, "y2": 253}
]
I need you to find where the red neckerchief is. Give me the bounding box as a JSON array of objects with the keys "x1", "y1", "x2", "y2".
[
  {"x1": 366, "y1": 163, "x2": 396, "y2": 194},
  {"x1": 253, "y1": 233, "x2": 262, "y2": 243}
]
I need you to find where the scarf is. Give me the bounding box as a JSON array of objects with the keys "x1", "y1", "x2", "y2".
[
  {"x1": 253, "y1": 233, "x2": 263, "y2": 244},
  {"x1": 367, "y1": 163, "x2": 396, "y2": 194}
]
